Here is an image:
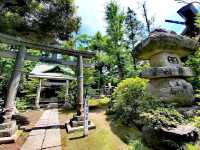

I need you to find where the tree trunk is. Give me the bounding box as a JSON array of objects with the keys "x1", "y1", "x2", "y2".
[{"x1": 116, "y1": 53, "x2": 124, "y2": 80}]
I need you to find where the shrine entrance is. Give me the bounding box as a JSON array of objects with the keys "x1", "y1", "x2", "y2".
[{"x1": 0, "y1": 32, "x2": 95, "y2": 143}]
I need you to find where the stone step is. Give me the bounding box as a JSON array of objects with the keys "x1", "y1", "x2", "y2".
[
  {"x1": 0, "y1": 123, "x2": 12, "y2": 130},
  {"x1": 0, "y1": 133, "x2": 18, "y2": 144},
  {"x1": 0, "y1": 129, "x2": 12, "y2": 137},
  {"x1": 66, "y1": 121, "x2": 96, "y2": 133},
  {"x1": 0, "y1": 121, "x2": 17, "y2": 138}
]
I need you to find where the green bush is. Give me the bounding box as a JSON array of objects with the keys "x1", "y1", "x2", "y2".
[
  {"x1": 191, "y1": 116, "x2": 200, "y2": 129},
  {"x1": 16, "y1": 98, "x2": 29, "y2": 110},
  {"x1": 112, "y1": 77, "x2": 147, "y2": 124},
  {"x1": 139, "y1": 104, "x2": 184, "y2": 128},
  {"x1": 112, "y1": 77, "x2": 184, "y2": 128}
]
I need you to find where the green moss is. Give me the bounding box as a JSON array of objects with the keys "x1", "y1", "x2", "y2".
[{"x1": 61, "y1": 108, "x2": 151, "y2": 150}]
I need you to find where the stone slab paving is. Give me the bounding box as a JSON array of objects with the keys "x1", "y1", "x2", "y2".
[{"x1": 21, "y1": 108, "x2": 61, "y2": 150}]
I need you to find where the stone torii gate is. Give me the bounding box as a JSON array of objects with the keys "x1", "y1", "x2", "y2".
[{"x1": 0, "y1": 33, "x2": 95, "y2": 143}]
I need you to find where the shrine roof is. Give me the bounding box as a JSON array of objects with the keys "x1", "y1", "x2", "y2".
[{"x1": 30, "y1": 63, "x2": 75, "y2": 80}]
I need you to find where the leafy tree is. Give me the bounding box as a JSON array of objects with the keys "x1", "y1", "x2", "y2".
[
  {"x1": 125, "y1": 7, "x2": 146, "y2": 69},
  {"x1": 75, "y1": 34, "x2": 91, "y2": 50},
  {"x1": 0, "y1": 0, "x2": 80, "y2": 42},
  {"x1": 105, "y1": 1, "x2": 126, "y2": 80},
  {"x1": 185, "y1": 13, "x2": 200, "y2": 92},
  {"x1": 186, "y1": 48, "x2": 200, "y2": 92},
  {"x1": 89, "y1": 32, "x2": 111, "y2": 89}
]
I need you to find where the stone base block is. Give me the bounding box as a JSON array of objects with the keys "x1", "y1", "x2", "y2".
[
  {"x1": 0, "y1": 121, "x2": 18, "y2": 144},
  {"x1": 65, "y1": 121, "x2": 96, "y2": 133},
  {"x1": 70, "y1": 120, "x2": 91, "y2": 127},
  {"x1": 72, "y1": 114, "x2": 84, "y2": 121},
  {"x1": 147, "y1": 78, "x2": 194, "y2": 106}
]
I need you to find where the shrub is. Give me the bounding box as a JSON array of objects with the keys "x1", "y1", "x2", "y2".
[
  {"x1": 16, "y1": 98, "x2": 29, "y2": 110},
  {"x1": 112, "y1": 77, "x2": 147, "y2": 124},
  {"x1": 139, "y1": 104, "x2": 184, "y2": 128},
  {"x1": 191, "y1": 116, "x2": 200, "y2": 129},
  {"x1": 112, "y1": 77, "x2": 184, "y2": 128}
]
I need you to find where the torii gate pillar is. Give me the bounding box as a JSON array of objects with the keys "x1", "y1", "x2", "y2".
[
  {"x1": 76, "y1": 55, "x2": 84, "y2": 116},
  {"x1": 0, "y1": 47, "x2": 26, "y2": 143},
  {"x1": 65, "y1": 55, "x2": 96, "y2": 133}
]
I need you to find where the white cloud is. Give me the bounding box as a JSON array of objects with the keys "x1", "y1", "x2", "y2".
[{"x1": 75, "y1": 0, "x2": 187, "y2": 35}]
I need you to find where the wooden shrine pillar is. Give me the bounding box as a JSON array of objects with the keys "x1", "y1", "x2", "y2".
[
  {"x1": 65, "y1": 80, "x2": 69, "y2": 101},
  {"x1": 4, "y1": 47, "x2": 26, "y2": 122},
  {"x1": 76, "y1": 55, "x2": 84, "y2": 116},
  {"x1": 35, "y1": 79, "x2": 42, "y2": 109}
]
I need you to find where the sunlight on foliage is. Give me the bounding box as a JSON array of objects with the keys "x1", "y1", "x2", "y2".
[
  {"x1": 128, "y1": 139, "x2": 150, "y2": 150},
  {"x1": 184, "y1": 143, "x2": 199, "y2": 150},
  {"x1": 88, "y1": 97, "x2": 110, "y2": 107}
]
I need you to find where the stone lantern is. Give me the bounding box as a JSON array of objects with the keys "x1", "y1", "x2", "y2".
[{"x1": 135, "y1": 29, "x2": 199, "y2": 106}]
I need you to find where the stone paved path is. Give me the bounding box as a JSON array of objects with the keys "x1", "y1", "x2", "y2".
[{"x1": 21, "y1": 109, "x2": 61, "y2": 150}]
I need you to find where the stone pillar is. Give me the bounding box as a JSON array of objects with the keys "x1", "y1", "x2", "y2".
[
  {"x1": 135, "y1": 30, "x2": 198, "y2": 106},
  {"x1": 0, "y1": 47, "x2": 26, "y2": 144},
  {"x1": 35, "y1": 79, "x2": 42, "y2": 109},
  {"x1": 76, "y1": 55, "x2": 84, "y2": 116},
  {"x1": 4, "y1": 47, "x2": 26, "y2": 122},
  {"x1": 64, "y1": 80, "x2": 69, "y2": 102}
]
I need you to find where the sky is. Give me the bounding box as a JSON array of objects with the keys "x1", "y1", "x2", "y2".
[{"x1": 75, "y1": 0, "x2": 192, "y2": 36}]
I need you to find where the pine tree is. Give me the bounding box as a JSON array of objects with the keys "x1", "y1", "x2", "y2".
[{"x1": 0, "y1": 0, "x2": 80, "y2": 42}]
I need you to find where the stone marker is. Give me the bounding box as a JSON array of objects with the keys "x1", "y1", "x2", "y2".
[{"x1": 135, "y1": 29, "x2": 199, "y2": 106}]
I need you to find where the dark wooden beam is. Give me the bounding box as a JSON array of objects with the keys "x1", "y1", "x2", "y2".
[
  {"x1": 0, "y1": 33, "x2": 96, "y2": 58},
  {"x1": 0, "y1": 50, "x2": 94, "y2": 68}
]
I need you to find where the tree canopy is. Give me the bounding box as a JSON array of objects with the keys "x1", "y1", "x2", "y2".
[{"x1": 0, "y1": 0, "x2": 80, "y2": 42}]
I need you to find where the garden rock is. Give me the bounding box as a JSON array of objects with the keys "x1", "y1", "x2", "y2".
[
  {"x1": 176, "y1": 106, "x2": 200, "y2": 117},
  {"x1": 142, "y1": 125, "x2": 198, "y2": 150},
  {"x1": 62, "y1": 102, "x2": 73, "y2": 109},
  {"x1": 47, "y1": 103, "x2": 58, "y2": 109}
]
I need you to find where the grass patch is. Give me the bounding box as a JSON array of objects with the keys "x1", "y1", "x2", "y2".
[
  {"x1": 107, "y1": 118, "x2": 150, "y2": 150},
  {"x1": 88, "y1": 97, "x2": 110, "y2": 108},
  {"x1": 61, "y1": 108, "x2": 128, "y2": 150},
  {"x1": 60, "y1": 108, "x2": 150, "y2": 150},
  {"x1": 59, "y1": 108, "x2": 74, "y2": 115}
]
